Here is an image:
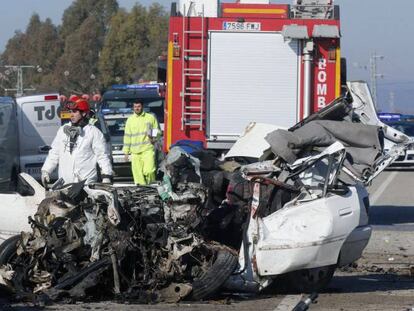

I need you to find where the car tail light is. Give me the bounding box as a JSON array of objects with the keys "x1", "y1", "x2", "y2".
[{"x1": 44, "y1": 95, "x2": 58, "y2": 101}]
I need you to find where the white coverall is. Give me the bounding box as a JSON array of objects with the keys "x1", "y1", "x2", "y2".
[{"x1": 42, "y1": 123, "x2": 112, "y2": 184}]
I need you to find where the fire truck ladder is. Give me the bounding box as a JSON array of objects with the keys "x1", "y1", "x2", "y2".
[{"x1": 181, "y1": 3, "x2": 205, "y2": 130}]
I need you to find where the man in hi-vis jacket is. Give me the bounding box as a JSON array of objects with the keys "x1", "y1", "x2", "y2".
[{"x1": 123, "y1": 101, "x2": 159, "y2": 185}]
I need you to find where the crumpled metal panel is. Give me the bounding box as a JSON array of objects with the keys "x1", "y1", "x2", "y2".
[
  {"x1": 225, "y1": 123, "x2": 283, "y2": 160},
  {"x1": 265, "y1": 120, "x2": 382, "y2": 179},
  {"x1": 0, "y1": 264, "x2": 14, "y2": 289}
]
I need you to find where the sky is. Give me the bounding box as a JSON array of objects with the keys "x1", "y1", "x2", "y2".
[{"x1": 1, "y1": 0, "x2": 413, "y2": 113}]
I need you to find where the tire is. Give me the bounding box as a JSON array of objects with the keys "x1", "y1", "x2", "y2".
[
  {"x1": 190, "y1": 250, "x2": 238, "y2": 300},
  {"x1": 0, "y1": 235, "x2": 20, "y2": 265},
  {"x1": 284, "y1": 265, "x2": 336, "y2": 293}
]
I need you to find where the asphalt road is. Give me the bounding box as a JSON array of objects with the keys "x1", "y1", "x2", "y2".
[{"x1": 3, "y1": 170, "x2": 414, "y2": 311}]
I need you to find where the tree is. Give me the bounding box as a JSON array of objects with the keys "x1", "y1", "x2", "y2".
[
  {"x1": 53, "y1": 16, "x2": 104, "y2": 94},
  {"x1": 140, "y1": 3, "x2": 169, "y2": 80},
  {"x1": 55, "y1": 0, "x2": 119, "y2": 94},
  {"x1": 0, "y1": 14, "x2": 63, "y2": 95},
  {"x1": 25, "y1": 16, "x2": 63, "y2": 92},
  {"x1": 97, "y1": 9, "x2": 129, "y2": 86},
  {"x1": 60, "y1": 0, "x2": 119, "y2": 41},
  {"x1": 0, "y1": 1, "x2": 169, "y2": 96},
  {"x1": 99, "y1": 3, "x2": 168, "y2": 87}
]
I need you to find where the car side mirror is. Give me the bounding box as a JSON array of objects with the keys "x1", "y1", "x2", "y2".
[{"x1": 17, "y1": 175, "x2": 35, "y2": 196}]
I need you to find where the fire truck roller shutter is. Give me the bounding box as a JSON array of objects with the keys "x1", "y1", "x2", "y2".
[{"x1": 207, "y1": 32, "x2": 299, "y2": 138}]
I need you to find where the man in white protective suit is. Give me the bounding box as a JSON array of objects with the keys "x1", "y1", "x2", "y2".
[{"x1": 41, "y1": 97, "x2": 113, "y2": 186}]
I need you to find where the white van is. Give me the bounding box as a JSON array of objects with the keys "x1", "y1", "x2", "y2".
[
  {"x1": 16, "y1": 94, "x2": 61, "y2": 180},
  {"x1": 0, "y1": 97, "x2": 19, "y2": 191}
]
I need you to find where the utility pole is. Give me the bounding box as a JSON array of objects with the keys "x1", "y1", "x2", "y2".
[
  {"x1": 369, "y1": 52, "x2": 384, "y2": 109},
  {"x1": 388, "y1": 91, "x2": 395, "y2": 113},
  {"x1": 2, "y1": 65, "x2": 36, "y2": 97}
]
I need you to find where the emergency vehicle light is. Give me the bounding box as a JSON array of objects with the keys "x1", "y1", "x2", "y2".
[
  {"x1": 101, "y1": 108, "x2": 133, "y2": 115},
  {"x1": 378, "y1": 113, "x2": 401, "y2": 121},
  {"x1": 119, "y1": 108, "x2": 133, "y2": 113},
  {"x1": 111, "y1": 84, "x2": 159, "y2": 91},
  {"x1": 44, "y1": 95, "x2": 58, "y2": 101}
]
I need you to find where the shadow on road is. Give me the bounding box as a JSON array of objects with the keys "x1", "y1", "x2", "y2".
[
  {"x1": 385, "y1": 167, "x2": 414, "y2": 172},
  {"x1": 328, "y1": 273, "x2": 414, "y2": 293},
  {"x1": 0, "y1": 299, "x2": 42, "y2": 311},
  {"x1": 369, "y1": 205, "x2": 414, "y2": 225}
]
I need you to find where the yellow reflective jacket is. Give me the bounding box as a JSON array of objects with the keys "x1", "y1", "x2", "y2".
[{"x1": 123, "y1": 112, "x2": 159, "y2": 154}]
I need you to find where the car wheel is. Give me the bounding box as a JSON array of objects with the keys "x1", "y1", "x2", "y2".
[
  {"x1": 190, "y1": 250, "x2": 238, "y2": 300},
  {"x1": 285, "y1": 265, "x2": 336, "y2": 293},
  {"x1": 0, "y1": 235, "x2": 20, "y2": 265}
]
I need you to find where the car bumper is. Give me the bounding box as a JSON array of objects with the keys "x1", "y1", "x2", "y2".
[
  {"x1": 112, "y1": 155, "x2": 132, "y2": 177},
  {"x1": 390, "y1": 150, "x2": 414, "y2": 166},
  {"x1": 338, "y1": 225, "x2": 372, "y2": 266}
]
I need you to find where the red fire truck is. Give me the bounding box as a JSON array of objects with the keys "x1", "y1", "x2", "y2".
[{"x1": 165, "y1": 0, "x2": 344, "y2": 151}]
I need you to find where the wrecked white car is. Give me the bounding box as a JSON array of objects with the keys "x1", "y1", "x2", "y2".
[{"x1": 0, "y1": 81, "x2": 410, "y2": 303}]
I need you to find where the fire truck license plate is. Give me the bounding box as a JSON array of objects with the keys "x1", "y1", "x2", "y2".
[{"x1": 222, "y1": 22, "x2": 261, "y2": 31}]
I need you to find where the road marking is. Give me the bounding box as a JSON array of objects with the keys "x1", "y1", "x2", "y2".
[
  {"x1": 370, "y1": 171, "x2": 397, "y2": 205},
  {"x1": 273, "y1": 295, "x2": 303, "y2": 311}
]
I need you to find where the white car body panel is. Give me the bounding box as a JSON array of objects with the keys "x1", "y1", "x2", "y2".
[
  {"x1": 225, "y1": 123, "x2": 284, "y2": 160},
  {"x1": 0, "y1": 173, "x2": 45, "y2": 242}
]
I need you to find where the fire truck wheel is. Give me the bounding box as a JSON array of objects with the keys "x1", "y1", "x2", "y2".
[{"x1": 190, "y1": 250, "x2": 238, "y2": 300}]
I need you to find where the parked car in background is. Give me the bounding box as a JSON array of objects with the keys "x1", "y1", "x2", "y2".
[{"x1": 384, "y1": 121, "x2": 414, "y2": 166}]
